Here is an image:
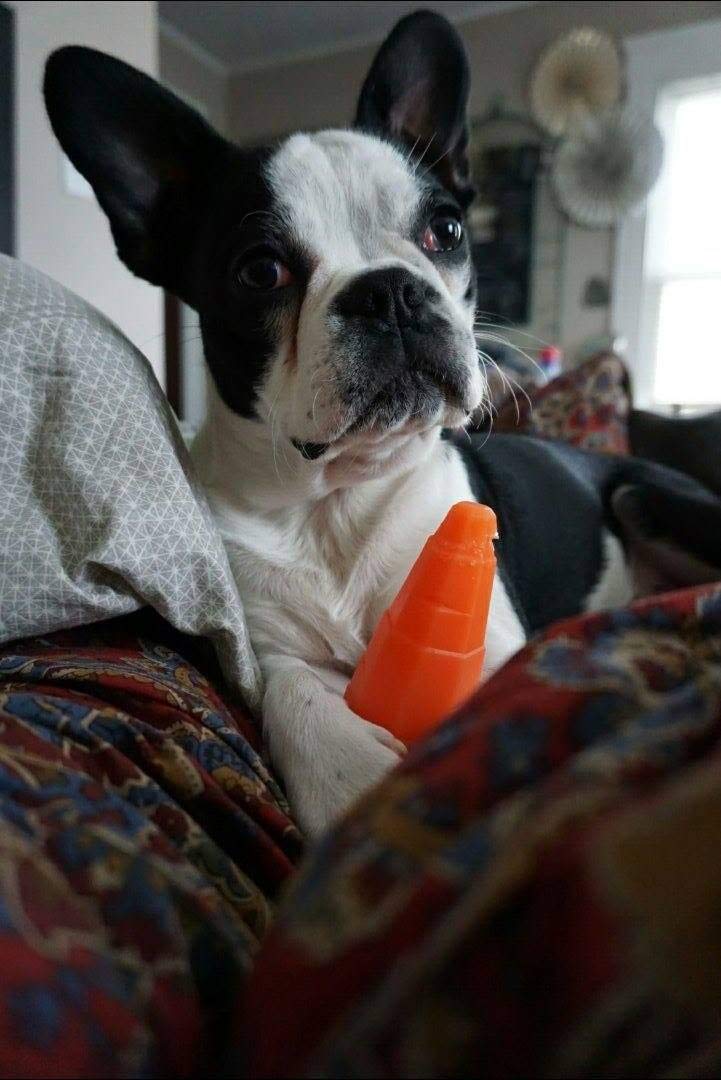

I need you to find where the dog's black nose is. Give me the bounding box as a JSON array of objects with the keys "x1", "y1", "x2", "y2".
[{"x1": 335, "y1": 268, "x2": 435, "y2": 329}]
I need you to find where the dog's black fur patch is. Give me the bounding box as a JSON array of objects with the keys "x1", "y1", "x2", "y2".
[{"x1": 454, "y1": 432, "x2": 721, "y2": 629}]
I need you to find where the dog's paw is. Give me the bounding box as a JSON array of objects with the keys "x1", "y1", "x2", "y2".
[
  {"x1": 290, "y1": 712, "x2": 405, "y2": 838},
  {"x1": 263, "y1": 671, "x2": 405, "y2": 838}
]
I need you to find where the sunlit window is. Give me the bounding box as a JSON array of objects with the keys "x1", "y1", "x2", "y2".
[{"x1": 643, "y1": 82, "x2": 721, "y2": 407}]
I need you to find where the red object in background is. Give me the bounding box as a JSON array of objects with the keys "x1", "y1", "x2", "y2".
[
  {"x1": 539, "y1": 345, "x2": 563, "y2": 379},
  {"x1": 345, "y1": 502, "x2": 497, "y2": 746}
]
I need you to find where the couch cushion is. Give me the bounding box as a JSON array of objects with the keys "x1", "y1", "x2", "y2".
[
  {"x1": 630, "y1": 406, "x2": 721, "y2": 498},
  {"x1": 492, "y1": 353, "x2": 631, "y2": 454}
]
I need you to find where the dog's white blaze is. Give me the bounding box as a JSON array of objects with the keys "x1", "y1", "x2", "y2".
[{"x1": 267, "y1": 131, "x2": 421, "y2": 267}]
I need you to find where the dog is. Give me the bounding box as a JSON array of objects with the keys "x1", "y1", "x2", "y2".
[{"x1": 44, "y1": 11, "x2": 721, "y2": 836}]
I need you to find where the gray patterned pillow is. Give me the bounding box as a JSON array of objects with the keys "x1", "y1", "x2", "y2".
[{"x1": 0, "y1": 255, "x2": 261, "y2": 710}]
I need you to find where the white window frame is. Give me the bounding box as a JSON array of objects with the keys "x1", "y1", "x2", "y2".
[{"x1": 612, "y1": 18, "x2": 721, "y2": 409}]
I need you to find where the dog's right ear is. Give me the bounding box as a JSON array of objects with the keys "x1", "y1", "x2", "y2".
[
  {"x1": 354, "y1": 11, "x2": 474, "y2": 207},
  {"x1": 44, "y1": 46, "x2": 227, "y2": 298}
]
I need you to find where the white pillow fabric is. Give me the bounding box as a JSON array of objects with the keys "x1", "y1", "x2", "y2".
[{"x1": 0, "y1": 255, "x2": 261, "y2": 710}]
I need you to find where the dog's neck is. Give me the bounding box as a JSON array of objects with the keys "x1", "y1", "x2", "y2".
[{"x1": 193, "y1": 380, "x2": 445, "y2": 517}]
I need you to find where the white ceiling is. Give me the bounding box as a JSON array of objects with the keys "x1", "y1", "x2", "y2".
[{"x1": 158, "y1": 1, "x2": 535, "y2": 75}]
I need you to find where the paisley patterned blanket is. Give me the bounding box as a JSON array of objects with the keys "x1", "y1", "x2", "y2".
[
  {"x1": 1, "y1": 590, "x2": 721, "y2": 1076},
  {"x1": 243, "y1": 584, "x2": 721, "y2": 1079},
  {"x1": 0, "y1": 611, "x2": 299, "y2": 1078}
]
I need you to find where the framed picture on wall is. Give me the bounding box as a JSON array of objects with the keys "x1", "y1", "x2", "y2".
[
  {"x1": 0, "y1": 1, "x2": 14, "y2": 256},
  {"x1": 468, "y1": 144, "x2": 540, "y2": 326}
]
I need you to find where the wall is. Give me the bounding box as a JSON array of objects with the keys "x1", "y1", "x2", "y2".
[
  {"x1": 228, "y1": 2, "x2": 721, "y2": 144},
  {"x1": 159, "y1": 23, "x2": 228, "y2": 134},
  {"x1": 7, "y1": 1, "x2": 164, "y2": 381},
  {"x1": 227, "y1": 0, "x2": 721, "y2": 361},
  {"x1": 158, "y1": 26, "x2": 230, "y2": 433}
]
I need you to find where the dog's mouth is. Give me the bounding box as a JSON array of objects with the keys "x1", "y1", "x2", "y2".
[
  {"x1": 292, "y1": 438, "x2": 329, "y2": 461},
  {"x1": 292, "y1": 367, "x2": 470, "y2": 462},
  {"x1": 351, "y1": 369, "x2": 449, "y2": 425}
]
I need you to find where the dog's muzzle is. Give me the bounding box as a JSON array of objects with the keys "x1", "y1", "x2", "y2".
[{"x1": 331, "y1": 267, "x2": 473, "y2": 425}]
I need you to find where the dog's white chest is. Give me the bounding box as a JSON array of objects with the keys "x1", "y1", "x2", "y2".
[
  {"x1": 205, "y1": 438, "x2": 526, "y2": 682},
  {"x1": 236, "y1": 506, "x2": 374, "y2": 667}
]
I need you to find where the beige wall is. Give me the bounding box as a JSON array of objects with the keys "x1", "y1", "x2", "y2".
[
  {"x1": 228, "y1": 1, "x2": 721, "y2": 143},
  {"x1": 8, "y1": 1, "x2": 164, "y2": 381},
  {"x1": 159, "y1": 26, "x2": 229, "y2": 135},
  {"x1": 227, "y1": 0, "x2": 721, "y2": 360},
  {"x1": 158, "y1": 28, "x2": 230, "y2": 433}
]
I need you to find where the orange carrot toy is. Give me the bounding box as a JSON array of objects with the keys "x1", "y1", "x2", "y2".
[{"x1": 345, "y1": 502, "x2": 497, "y2": 746}]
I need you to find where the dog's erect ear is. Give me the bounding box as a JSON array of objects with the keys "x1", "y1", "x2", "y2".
[
  {"x1": 355, "y1": 11, "x2": 474, "y2": 207},
  {"x1": 44, "y1": 46, "x2": 228, "y2": 298}
]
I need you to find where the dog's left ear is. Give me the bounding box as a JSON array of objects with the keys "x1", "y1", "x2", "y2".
[
  {"x1": 44, "y1": 46, "x2": 228, "y2": 301},
  {"x1": 355, "y1": 10, "x2": 474, "y2": 207}
]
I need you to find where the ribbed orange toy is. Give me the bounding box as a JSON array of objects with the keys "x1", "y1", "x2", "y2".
[{"x1": 345, "y1": 502, "x2": 497, "y2": 745}]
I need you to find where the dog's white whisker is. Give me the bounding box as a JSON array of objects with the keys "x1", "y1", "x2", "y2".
[
  {"x1": 475, "y1": 313, "x2": 552, "y2": 350},
  {"x1": 473, "y1": 324, "x2": 548, "y2": 381},
  {"x1": 266, "y1": 393, "x2": 283, "y2": 484},
  {"x1": 311, "y1": 386, "x2": 325, "y2": 429},
  {"x1": 424, "y1": 144, "x2": 452, "y2": 174},
  {"x1": 414, "y1": 131, "x2": 438, "y2": 171},
  {"x1": 478, "y1": 346, "x2": 534, "y2": 425},
  {"x1": 405, "y1": 133, "x2": 422, "y2": 164}
]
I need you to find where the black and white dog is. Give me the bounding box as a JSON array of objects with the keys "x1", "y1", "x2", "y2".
[{"x1": 44, "y1": 11, "x2": 721, "y2": 835}]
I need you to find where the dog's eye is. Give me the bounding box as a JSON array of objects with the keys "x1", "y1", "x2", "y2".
[
  {"x1": 422, "y1": 215, "x2": 464, "y2": 254},
  {"x1": 237, "y1": 256, "x2": 294, "y2": 291}
]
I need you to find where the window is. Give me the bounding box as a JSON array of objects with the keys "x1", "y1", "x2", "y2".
[
  {"x1": 643, "y1": 81, "x2": 721, "y2": 407},
  {"x1": 612, "y1": 18, "x2": 721, "y2": 411}
]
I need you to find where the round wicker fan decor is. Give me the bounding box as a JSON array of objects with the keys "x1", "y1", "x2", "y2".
[
  {"x1": 530, "y1": 27, "x2": 623, "y2": 138},
  {"x1": 551, "y1": 108, "x2": 663, "y2": 228}
]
